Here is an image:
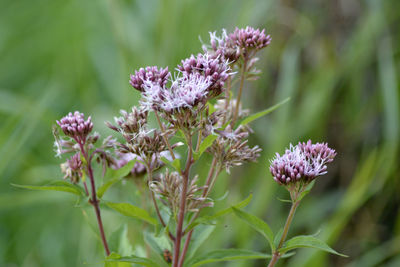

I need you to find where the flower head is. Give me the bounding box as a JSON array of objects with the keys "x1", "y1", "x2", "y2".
[
  {"x1": 57, "y1": 111, "x2": 93, "y2": 142},
  {"x1": 61, "y1": 152, "x2": 83, "y2": 183},
  {"x1": 203, "y1": 27, "x2": 271, "y2": 63},
  {"x1": 130, "y1": 66, "x2": 171, "y2": 92},
  {"x1": 177, "y1": 53, "x2": 230, "y2": 95},
  {"x1": 107, "y1": 107, "x2": 148, "y2": 135},
  {"x1": 269, "y1": 140, "x2": 336, "y2": 185},
  {"x1": 150, "y1": 170, "x2": 212, "y2": 214},
  {"x1": 229, "y1": 26, "x2": 271, "y2": 52},
  {"x1": 140, "y1": 73, "x2": 212, "y2": 114}
]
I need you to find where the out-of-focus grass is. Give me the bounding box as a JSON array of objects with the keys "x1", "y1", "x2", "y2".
[{"x1": 1, "y1": 0, "x2": 399, "y2": 266}]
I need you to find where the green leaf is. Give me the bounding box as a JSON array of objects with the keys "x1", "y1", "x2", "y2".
[
  {"x1": 143, "y1": 231, "x2": 171, "y2": 266},
  {"x1": 210, "y1": 193, "x2": 253, "y2": 219},
  {"x1": 186, "y1": 225, "x2": 216, "y2": 261},
  {"x1": 188, "y1": 249, "x2": 271, "y2": 267},
  {"x1": 274, "y1": 227, "x2": 284, "y2": 248},
  {"x1": 106, "y1": 202, "x2": 157, "y2": 225},
  {"x1": 108, "y1": 224, "x2": 133, "y2": 256},
  {"x1": 106, "y1": 159, "x2": 137, "y2": 179},
  {"x1": 97, "y1": 177, "x2": 124, "y2": 198},
  {"x1": 239, "y1": 97, "x2": 290, "y2": 125},
  {"x1": 160, "y1": 157, "x2": 181, "y2": 172},
  {"x1": 278, "y1": 235, "x2": 348, "y2": 257},
  {"x1": 11, "y1": 181, "x2": 85, "y2": 196},
  {"x1": 277, "y1": 197, "x2": 292, "y2": 203},
  {"x1": 185, "y1": 194, "x2": 253, "y2": 232},
  {"x1": 194, "y1": 133, "x2": 218, "y2": 160},
  {"x1": 106, "y1": 252, "x2": 159, "y2": 267},
  {"x1": 143, "y1": 231, "x2": 171, "y2": 253},
  {"x1": 232, "y1": 207, "x2": 275, "y2": 251},
  {"x1": 297, "y1": 180, "x2": 316, "y2": 202}
]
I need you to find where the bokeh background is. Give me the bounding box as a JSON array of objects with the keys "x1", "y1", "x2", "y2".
[{"x1": 1, "y1": 0, "x2": 399, "y2": 266}]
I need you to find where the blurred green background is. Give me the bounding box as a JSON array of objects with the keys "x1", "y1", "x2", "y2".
[{"x1": 1, "y1": 0, "x2": 399, "y2": 266}]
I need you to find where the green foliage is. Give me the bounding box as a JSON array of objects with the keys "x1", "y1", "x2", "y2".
[
  {"x1": 186, "y1": 249, "x2": 271, "y2": 267},
  {"x1": 232, "y1": 207, "x2": 275, "y2": 251},
  {"x1": 193, "y1": 133, "x2": 218, "y2": 160},
  {"x1": 106, "y1": 202, "x2": 157, "y2": 225},
  {"x1": 97, "y1": 160, "x2": 137, "y2": 198},
  {"x1": 279, "y1": 235, "x2": 347, "y2": 257},
  {"x1": 106, "y1": 253, "x2": 159, "y2": 267},
  {"x1": 239, "y1": 97, "x2": 291, "y2": 126},
  {"x1": 12, "y1": 181, "x2": 85, "y2": 196},
  {"x1": 185, "y1": 194, "x2": 253, "y2": 231},
  {"x1": 1, "y1": 0, "x2": 399, "y2": 266},
  {"x1": 160, "y1": 157, "x2": 181, "y2": 172}
]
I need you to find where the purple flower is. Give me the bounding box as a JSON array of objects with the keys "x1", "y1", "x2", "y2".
[
  {"x1": 177, "y1": 53, "x2": 230, "y2": 95},
  {"x1": 57, "y1": 111, "x2": 93, "y2": 143},
  {"x1": 269, "y1": 140, "x2": 336, "y2": 185},
  {"x1": 229, "y1": 26, "x2": 271, "y2": 52},
  {"x1": 140, "y1": 74, "x2": 212, "y2": 114},
  {"x1": 204, "y1": 27, "x2": 271, "y2": 63},
  {"x1": 130, "y1": 66, "x2": 171, "y2": 92},
  {"x1": 61, "y1": 152, "x2": 83, "y2": 183}
]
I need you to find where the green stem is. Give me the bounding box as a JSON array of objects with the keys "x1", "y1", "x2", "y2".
[
  {"x1": 232, "y1": 59, "x2": 247, "y2": 125},
  {"x1": 267, "y1": 200, "x2": 300, "y2": 267}
]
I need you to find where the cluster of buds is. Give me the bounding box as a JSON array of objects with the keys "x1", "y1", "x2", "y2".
[
  {"x1": 177, "y1": 53, "x2": 230, "y2": 95},
  {"x1": 60, "y1": 153, "x2": 83, "y2": 183},
  {"x1": 57, "y1": 111, "x2": 94, "y2": 143},
  {"x1": 106, "y1": 107, "x2": 148, "y2": 137},
  {"x1": 55, "y1": 111, "x2": 119, "y2": 185},
  {"x1": 150, "y1": 170, "x2": 213, "y2": 214},
  {"x1": 107, "y1": 107, "x2": 172, "y2": 164},
  {"x1": 214, "y1": 99, "x2": 250, "y2": 126},
  {"x1": 210, "y1": 125, "x2": 261, "y2": 172},
  {"x1": 205, "y1": 26, "x2": 271, "y2": 63},
  {"x1": 129, "y1": 66, "x2": 170, "y2": 92},
  {"x1": 269, "y1": 140, "x2": 336, "y2": 185}
]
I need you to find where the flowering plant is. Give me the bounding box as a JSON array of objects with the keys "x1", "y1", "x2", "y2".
[{"x1": 14, "y1": 26, "x2": 346, "y2": 266}]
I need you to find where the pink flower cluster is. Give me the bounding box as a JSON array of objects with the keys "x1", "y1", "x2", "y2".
[{"x1": 270, "y1": 140, "x2": 336, "y2": 185}]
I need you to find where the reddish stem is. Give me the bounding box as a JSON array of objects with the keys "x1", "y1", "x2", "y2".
[
  {"x1": 172, "y1": 134, "x2": 193, "y2": 267},
  {"x1": 79, "y1": 142, "x2": 110, "y2": 256}
]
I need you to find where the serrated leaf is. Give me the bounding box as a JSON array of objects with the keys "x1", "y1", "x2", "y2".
[
  {"x1": 106, "y1": 252, "x2": 159, "y2": 267},
  {"x1": 239, "y1": 97, "x2": 290, "y2": 125},
  {"x1": 194, "y1": 134, "x2": 218, "y2": 160},
  {"x1": 160, "y1": 157, "x2": 181, "y2": 172},
  {"x1": 187, "y1": 249, "x2": 271, "y2": 267},
  {"x1": 278, "y1": 235, "x2": 348, "y2": 257},
  {"x1": 232, "y1": 207, "x2": 275, "y2": 251},
  {"x1": 106, "y1": 202, "x2": 157, "y2": 225},
  {"x1": 11, "y1": 181, "x2": 85, "y2": 196}
]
